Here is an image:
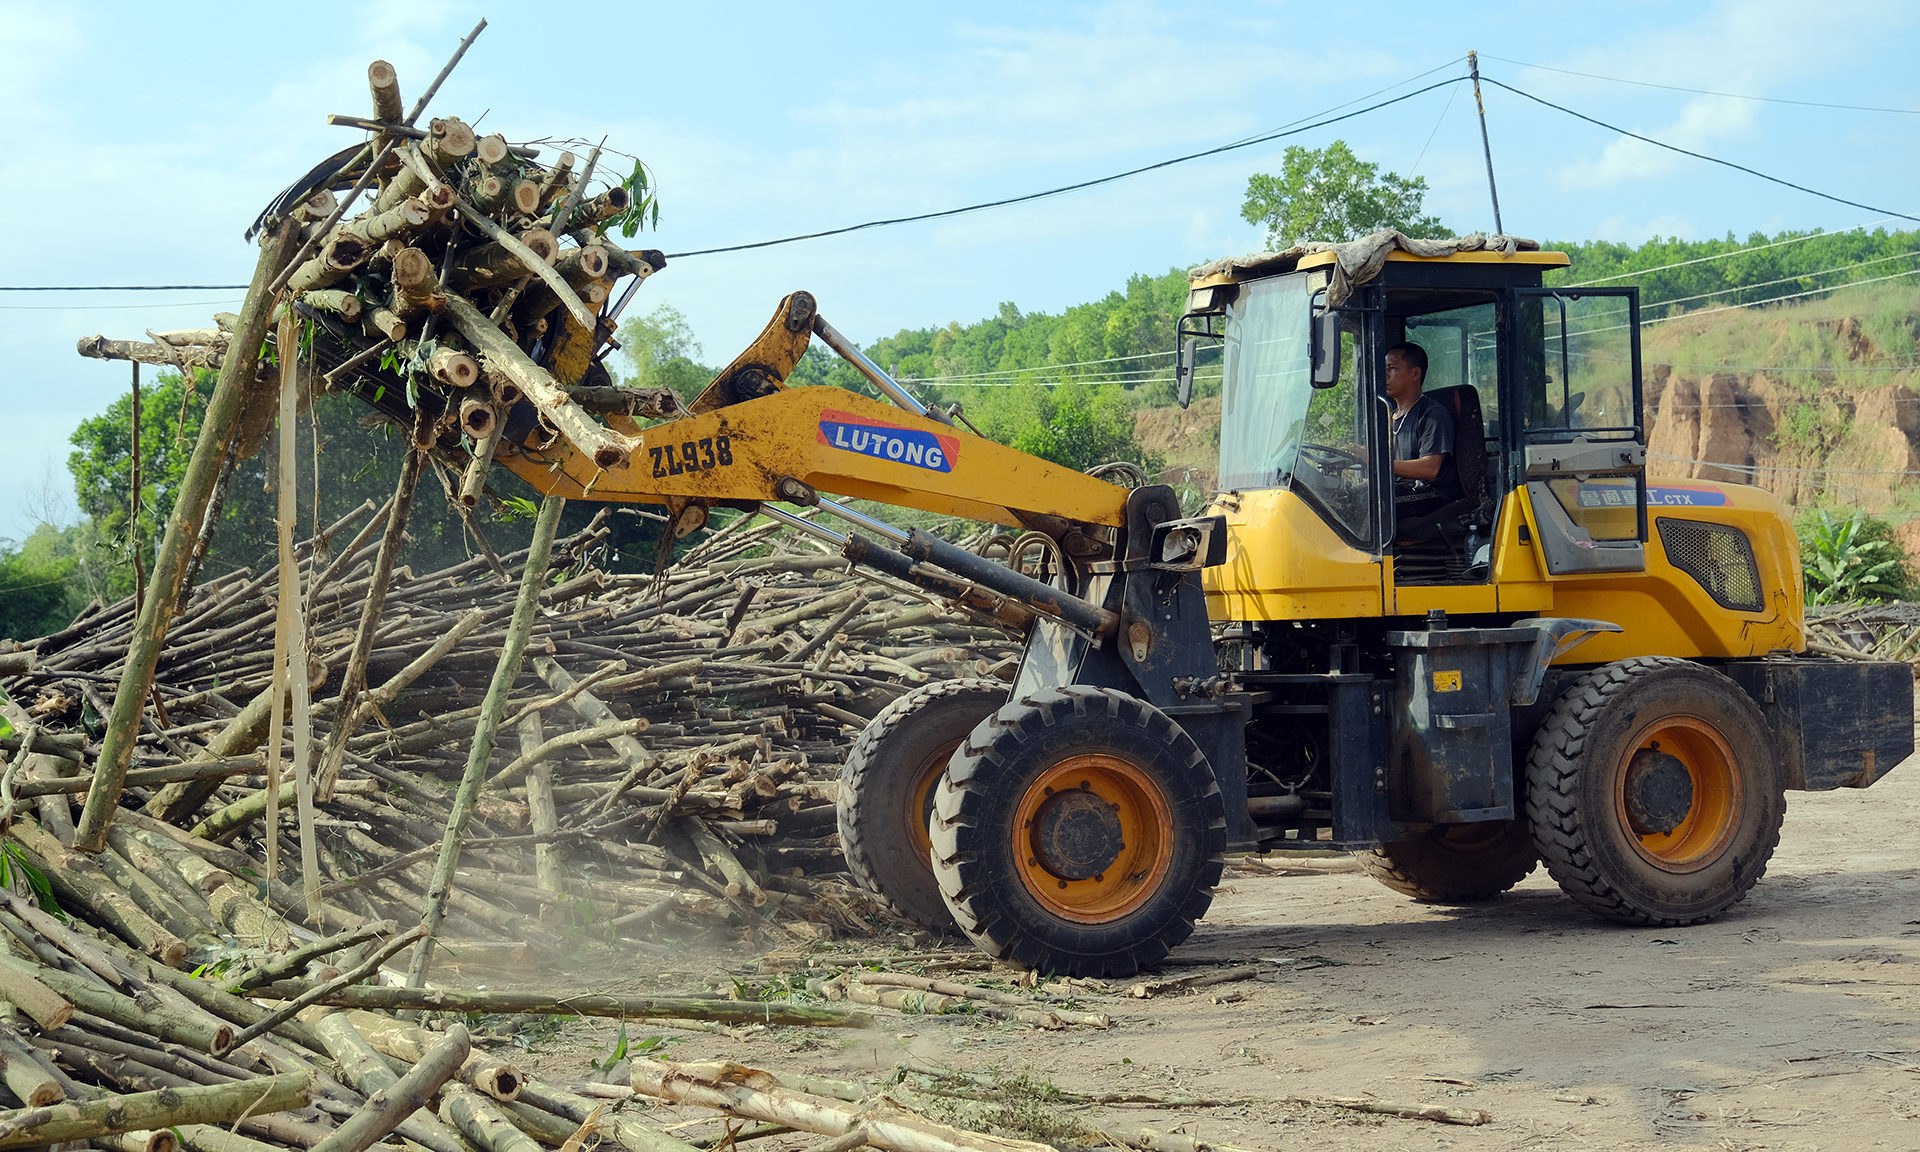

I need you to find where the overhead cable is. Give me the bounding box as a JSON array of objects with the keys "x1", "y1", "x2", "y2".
[
  {"x1": 662, "y1": 76, "x2": 1469, "y2": 259},
  {"x1": 1480, "y1": 55, "x2": 1920, "y2": 116},
  {"x1": 1565, "y1": 216, "x2": 1909, "y2": 285},
  {"x1": 0, "y1": 285, "x2": 250, "y2": 292},
  {"x1": 1481, "y1": 77, "x2": 1920, "y2": 224}
]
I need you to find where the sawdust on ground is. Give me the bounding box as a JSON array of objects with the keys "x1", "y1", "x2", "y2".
[{"x1": 480, "y1": 731, "x2": 1920, "y2": 1152}]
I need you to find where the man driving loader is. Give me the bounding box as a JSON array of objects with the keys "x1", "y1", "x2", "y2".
[{"x1": 1384, "y1": 340, "x2": 1462, "y2": 542}]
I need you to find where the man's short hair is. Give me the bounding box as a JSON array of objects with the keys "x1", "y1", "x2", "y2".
[{"x1": 1386, "y1": 341, "x2": 1428, "y2": 378}]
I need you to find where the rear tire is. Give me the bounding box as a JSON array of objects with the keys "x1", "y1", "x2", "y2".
[
  {"x1": 838, "y1": 679, "x2": 1006, "y2": 931},
  {"x1": 1359, "y1": 819, "x2": 1537, "y2": 902},
  {"x1": 930, "y1": 686, "x2": 1226, "y2": 978},
  {"x1": 1526, "y1": 656, "x2": 1783, "y2": 926}
]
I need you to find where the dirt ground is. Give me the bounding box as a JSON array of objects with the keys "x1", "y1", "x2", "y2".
[{"x1": 498, "y1": 743, "x2": 1920, "y2": 1152}]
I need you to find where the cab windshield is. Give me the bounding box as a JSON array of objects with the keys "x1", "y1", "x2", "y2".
[{"x1": 1216, "y1": 271, "x2": 1372, "y2": 544}]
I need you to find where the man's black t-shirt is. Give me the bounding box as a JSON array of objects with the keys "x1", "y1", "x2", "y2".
[{"x1": 1392, "y1": 394, "x2": 1463, "y2": 504}]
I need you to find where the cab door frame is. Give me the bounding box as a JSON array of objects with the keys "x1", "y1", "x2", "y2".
[{"x1": 1505, "y1": 286, "x2": 1650, "y2": 576}]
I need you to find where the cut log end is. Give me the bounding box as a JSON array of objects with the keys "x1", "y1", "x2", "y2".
[
  {"x1": 592, "y1": 445, "x2": 629, "y2": 470},
  {"x1": 295, "y1": 189, "x2": 338, "y2": 223},
  {"x1": 519, "y1": 229, "x2": 558, "y2": 264},
  {"x1": 368, "y1": 60, "x2": 403, "y2": 123},
  {"x1": 512, "y1": 181, "x2": 542, "y2": 215},
  {"x1": 393, "y1": 247, "x2": 437, "y2": 294},
  {"x1": 460, "y1": 399, "x2": 496, "y2": 438},
  {"x1": 325, "y1": 234, "x2": 372, "y2": 273},
  {"x1": 430, "y1": 116, "x2": 478, "y2": 159},
  {"x1": 478, "y1": 1065, "x2": 522, "y2": 1101},
  {"x1": 477, "y1": 134, "x2": 510, "y2": 166},
  {"x1": 433, "y1": 351, "x2": 481, "y2": 389}
]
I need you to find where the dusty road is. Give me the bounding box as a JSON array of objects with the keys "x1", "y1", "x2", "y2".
[{"x1": 522, "y1": 750, "x2": 1920, "y2": 1152}]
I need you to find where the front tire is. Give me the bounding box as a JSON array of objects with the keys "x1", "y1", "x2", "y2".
[
  {"x1": 1526, "y1": 656, "x2": 1784, "y2": 926},
  {"x1": 1360, "y1": 819, "x2": 1537, "y2": 902},
  {"x1": 838, "y1": 679, "x2": 1007, "y2": 931},
  {"x1": 930, "y1": 686, "x2": 1226, "y2": 978}
]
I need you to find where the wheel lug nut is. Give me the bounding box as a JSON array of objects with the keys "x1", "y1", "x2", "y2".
[{"x1": 1057, "y1": 880, "x2": 1068, "y2": 889}]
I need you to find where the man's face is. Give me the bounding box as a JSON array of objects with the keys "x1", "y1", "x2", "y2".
[{"x1": 1384, "y1": 350, "x2": 1422, "y2": 406}]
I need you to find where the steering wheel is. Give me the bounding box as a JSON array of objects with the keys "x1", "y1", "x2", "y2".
[{"x1": 1299, "y1": 442, "x2": 1366, "y2": 473}]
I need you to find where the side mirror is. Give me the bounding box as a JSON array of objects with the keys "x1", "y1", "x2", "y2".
[
  {"x1": 1176, "y1": 338, "x2": 1197, "y2": 409},
  {"x1": 1310, "y1": 310, "x2": 1340, "y2": 388}
]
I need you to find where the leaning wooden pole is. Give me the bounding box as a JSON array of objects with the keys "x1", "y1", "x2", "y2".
[
  {"x1": 75, "y1": 217, "x2": 301, "y2": 853},
  {"x1": 402, "y1": 493, "x2": 565, "y2": 992}
]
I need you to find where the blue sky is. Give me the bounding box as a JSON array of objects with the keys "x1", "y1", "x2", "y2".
[{"x1": 3, "y1": 0, "x2": 1917, "y2": 540}]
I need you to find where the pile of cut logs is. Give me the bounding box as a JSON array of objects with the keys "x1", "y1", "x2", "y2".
[
  {"x1": 0, "y1": 504, "x2": 1023, "y2": 1141},
  {"x1": 3, "y1": 503, "x2": 1020, "y2": 956}
]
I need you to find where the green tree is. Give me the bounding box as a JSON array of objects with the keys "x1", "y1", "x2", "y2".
[
  {"x1": 1798, "y1": 509, "x2": 1915, "y2": 604},
  {"x1": 67, "y1": 368, "x2": 215, "y2": 595},
  {"x1": 65, "y1": 369, "x2": 572, "y2": 593},
  {"x1": 0, "y1": 525, "x2": 89, "y2": 641},
  {"x1": 1241, "y1": 140, "x2": 1453, "y2": 250},
  {"x1": 1545, "y1": 226, "x2": 1920, "y2": 326},
  {"x1": 964, "y1": 381, "x2": 1160, "y2": 474},
  {"x1": 618, "y1": 304, "x2": 715, "y2": 408}
]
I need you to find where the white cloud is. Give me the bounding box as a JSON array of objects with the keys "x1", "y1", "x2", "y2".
[{"x1": 1555, "y1": 94, "x2": 1759, "y2": 188}]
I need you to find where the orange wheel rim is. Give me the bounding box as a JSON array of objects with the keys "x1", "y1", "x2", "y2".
[
  {"x1": 1012, "y1": 754, "x2": 1173, "y2": 923},
  {"x1": 905, "y1": 740, "x2": 960, "y2": 862},
  {"x1": 1614, "y1": 717, "x2": 1741, "y2": 872}
]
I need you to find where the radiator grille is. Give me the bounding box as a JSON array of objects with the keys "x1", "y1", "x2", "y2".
[{"x1": 1657, "y1": 518, "x2": 1763, "y2": 612}]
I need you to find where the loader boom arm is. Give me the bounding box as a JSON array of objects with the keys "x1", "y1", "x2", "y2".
[{"x1": 496, "y1": 292, "x2": 1132, "y2": 544}]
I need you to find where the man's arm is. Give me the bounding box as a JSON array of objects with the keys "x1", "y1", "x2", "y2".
[{"x1": 1393, "y1": 454, "x2": 1446, "y2": 481}]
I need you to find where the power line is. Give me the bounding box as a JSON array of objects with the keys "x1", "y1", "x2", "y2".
[
  {"x1": 661, "y1": 76, "x2": 1469, "y2": 259},
  {"x1": 1643, "y1": 247, "x2": 1920, "y2": 309},
  {"x1": 0, "y1": 298, "x2": 245, "y2": 312},
  {"x1": 1645, "y1": 359, "x2": 1920, "y2": 373},
  {"x1": 1642, "y1": 265, "x2": 1920, "y2": 325},
  {"x1": 1564, "y1": 216, "x2": 1909, "y2": 286},
  {"x1": 0, "y1": 285, "x2": 249, "y2": 292},
  {"x1": 1480, "y1": 76, "x2": 1920, "y2": 225},
  {"x1": 1563, "y1": 248, "x2": 1920, "y2": 323},
  {"x1": 1564, "y1": 263, "x2": 1920, "y2": 339},
  {"x1": 1480, "y1": 55, "x2": 1920, "y2": 116},
  {"x1": 905, "y1": 349, "x2": 1176, "y2": 383},
  {"x1": 6, "y1": 65, "x2": 1476, "y2": 290},
  {"x1": 1650, "y1": 451, "x2": 1920, "y2": 478}
]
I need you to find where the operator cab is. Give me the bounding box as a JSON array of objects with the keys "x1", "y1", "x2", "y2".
[{"x1": 1179, "y1": 240, "x2": 1647, "y2": 612}]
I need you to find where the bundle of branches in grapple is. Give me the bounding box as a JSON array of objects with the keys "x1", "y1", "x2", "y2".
[
  {"x1": 1, "y1": 507, "x2": 1019, "y2": 967},
  {"x1": 77, "y1": 54, "x2": 677, "y2": 499}
]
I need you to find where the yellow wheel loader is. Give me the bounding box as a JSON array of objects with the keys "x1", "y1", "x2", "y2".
[{"x1": 329, "y1": 233, "x2": 1913, "y2": 977}]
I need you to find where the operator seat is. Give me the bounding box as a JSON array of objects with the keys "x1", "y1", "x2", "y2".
[{"x1": 1393, "y1": 384, "x2": 1495, "y2": 584}]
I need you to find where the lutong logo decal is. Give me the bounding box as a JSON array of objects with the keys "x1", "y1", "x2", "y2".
[{"x1": 817, "y1": 410, "x2": 955, "y2": 473}]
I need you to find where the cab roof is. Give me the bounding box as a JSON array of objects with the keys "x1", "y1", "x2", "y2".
[{"x1": 1189, "y1": 237, "x2": 1570, "y2": 291}]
